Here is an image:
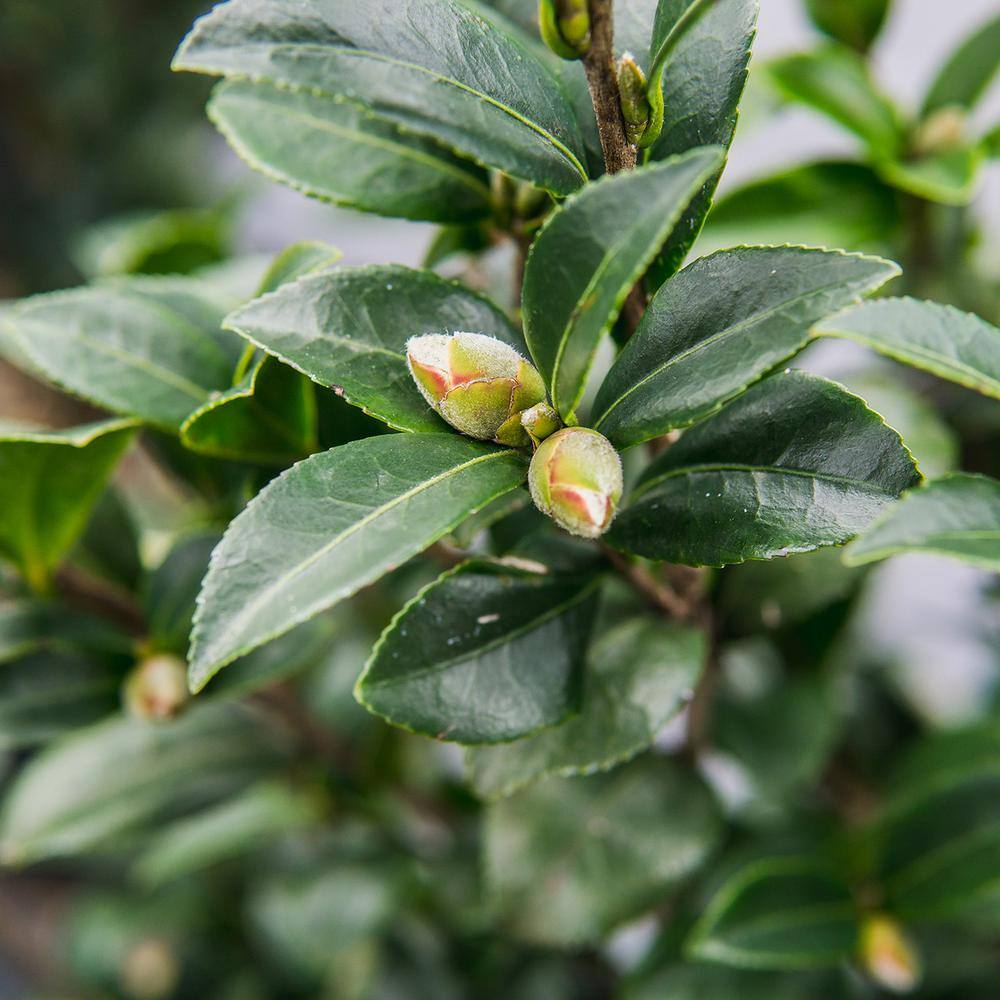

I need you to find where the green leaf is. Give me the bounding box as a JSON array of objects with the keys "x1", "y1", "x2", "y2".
[
  {"x1": 0, "y1": 419, "x2": 138, "y2": 591},
  {"x1": 593, "y1": 246, "x2": 899, "y2": 448},
  {"x1": 627, "y1": 964, "x2": 843, "y2": 1000},
  {"x1": 485, "y1": 757, "x2": 722, "y2": 945},
  {"x1": 607, "y1": 371, "x2": 921, "y2": 566},
  {"x1": 0, "y1": 601, "x2": 130, "y2": 666},
  {"x1": 223, "y1": 264, "x2": 522, "y2": 433},
  {"x1": 695, "y1": 161, "x2": 901, "y2": 257},
  {"x1": 208, "y1": 79, "x2": 492, "y2": 223},
  {"x1": 844, "y1": 474, "x2": 1000, "y2": 572},
  {"x1": 921, "y1": 13, "x2": 1000, "y2": 117},
  {"x1": 522, "y1": 147, "x2": 724, "y2": 420},
  {"x1": 767, "y1": 45, "x2": 903, "y2": 157},
  {"x1": 466, "y1": 616, "x2": 705, "y2": 797},
  {"x1": 813, "y1": 297, "x2": 1000, "y2": 400},
  {"x1": 173, "y1": 0, "x2": 588, "y2": 194},
  {"x1": 804, "y1": 0, "x2": 890, "y2": 53},
  {"x1": 134, "y1": 780, "x2": 322, "y2": 887},
  {"x1": 188, "y1": 434, "x2": 527, "y2": 692},
  {"x1": 878, "y1": 146, "x2": 985, "y2": 205},
  {"x1": 256, "y1": 241, "x2": 344, "y2": 296},
  {"x1": 646, "y1": 0, "x2": 757, "y2": 277},
  {"x1": 357, "y1": 559, "x2": 599, "y2": 743},
  {"x1": 0, "y1": 704, "x2": 290, "y2": 865},
  {"x1": 10, "y1": 278, "x2": 240, "y2": 430},
  {"x1": 686, "y1": 857, "x2": 857, "y2": 969},
  {"x1": 73, "y1": 488, "x2": 143, "y2": 591}
]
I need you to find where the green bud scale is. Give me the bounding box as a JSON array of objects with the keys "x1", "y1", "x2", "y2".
[
  {"x1": 538, "y1": 0, "x2": 591, "y2": 60},
  {"x1": 528, "y1": 427, "x2": 623, "y2": 539},
  {"x1": 617, "y1": 53, "x2": 651, "y2": 146}
]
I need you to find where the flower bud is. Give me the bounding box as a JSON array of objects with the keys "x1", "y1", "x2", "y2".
[
  {"x1": 912, "y1": 106, "x2": 966, "y2": 156},
  {"x1": 539, "y1": 0, "x2": 591, "y2": 60},
  {"x1": 859, "y1": 914, "x2": 922, "y2": 994},
  {"x1": 407, "y1": 331, "x2": 547, "y2": 447},
  {"x1": 528, "y1": 427, "x2": 623, "y2": 538},
  {"x1": 123, "y1": 654, "x2": 190, "y2": 721},
  {"x1": 618, "y1": 53, "x2": 651, "y2": 146},
  {"x1": 521, "y1": 401, "x2": 562, "y2": 446}
]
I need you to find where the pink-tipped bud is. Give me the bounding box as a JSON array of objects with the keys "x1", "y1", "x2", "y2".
[
  {"x1": 406, "y1": 332, "x2": 547, "y2": 446},
  {"x1": 123, "y1": 654, "x2": 190, "y2": 721},
  {"x1": 859, "y1": 914, "x2": 921, "y2": 994},
  {"x1": 528, "y1": 427, "x2": 623, "y2": 538}
]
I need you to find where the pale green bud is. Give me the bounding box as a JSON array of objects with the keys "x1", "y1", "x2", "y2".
[
  {"x1": 407, "y1": 331, "x2": 547, "y2": 446},
  {"x1": 521, "y1": 401, "x2": 562, "y2": 446},
  {"x1": 859, "y1": 914, "x2": 922, "y2": 994},
  {"x1": 539, "y1": 0, "x2": 591, "y2": 60},
  {"x1": 528, "y1": 427, "x2": 623, "y2": 538},
  {"x1": 618, "y1": 53, "x2": 651, "y2": 146},
  {"x1": 123, "y1": 654, "x2": 190, "y2": 720},
  {"x1": 912, "y1": 106, "x2": 966, "y2": 156}
]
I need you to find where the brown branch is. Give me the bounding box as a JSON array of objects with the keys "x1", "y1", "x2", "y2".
[
  {"x1": 582, "y1": 0, "x2": 637, "y2": 175},
  {"x1": 54, "y1": 564, "x2": 145, "y2": 636},
  {"x1": 602, "y1": 546, "x2": 691, "y2": 619}
]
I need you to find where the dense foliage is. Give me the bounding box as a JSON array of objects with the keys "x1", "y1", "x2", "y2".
[{"x1": 0, "y1": 0, "x2": 998, "y2": 996}]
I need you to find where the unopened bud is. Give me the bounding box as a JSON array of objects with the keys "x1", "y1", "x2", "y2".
[
  {"x1": 407, "y1": 332, "x2": 547, "y2": 447},
  {"x1": 521, "y1": 401, "x2": 562, "y2": 446},
  {"x1": 539, "y1": 0, "x2": 591, "y2": 60},
  {"x1": 528, "y1": 427, "x2": 623, "y2": 538},
  {"x1": 121, "y1": 937, "x2": 180, "y2": 1000},
  {"x1": 859, "y1": 914, "x2": 921, "y2": 994},
  {"x1": 123, "y1": 654, "x2": 190, "y2": 721},
  {"x1": 618, "y1": 54, "x2": 651, "y2": 146},
  {"x1": 912, "y1": 106, "x2": 966, "y2": 156}
]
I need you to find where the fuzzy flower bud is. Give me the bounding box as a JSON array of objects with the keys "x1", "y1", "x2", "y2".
[
  {"x1": 407, "y1": 331, "x2": 547, "y2": 447},
  {"x1": 618, "y1": 53, "x2": 651, "y2": 146},
  {"x1": 539, "y1": 0, "x2": 591, "y2": 60},
  {"x1": 528, "y1": 427, "x2": 623, "y2": 538},
  {"x1": 859, "y1": 914, "x2": 922, "y2": 994},
  {"x1": 123, "y1": 654, "x2": 190, "y2": 721},
  {"x1": 521, "y1": 401, "x2": 562, "y2": 446}
]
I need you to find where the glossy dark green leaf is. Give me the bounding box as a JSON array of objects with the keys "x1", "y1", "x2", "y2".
[
  {"x1": 357, "y1": 559, "x2": 600, "y2": 744},
  {"x1": 134, "y1": 780, "x2": 322, "y2": 887},
  {"x1": 173, "y1": 0, "x2": 588, "y2": 194},
  {"x1": 878, "y1": 146, "x2": 985, "y2": 205},
  {"x1": 188, "y1": 434, "x2": 527, "y2": 691},
  {"x1": 10, "y1": 278, "x2": 241, "y2": 430},
  {"x1": 845, "y1": 474, "x2": 1000, "y2": 572},
  {"x1": 73, "y1": 488, "x2": 142, "y2": 591},
  {"x1": 921, "y1": 13, "x2": 1000, "y2": 117},
  {"x1": 0, "y1": 420, "x2": 138, "y2": 591},
  {"x1": 814, "y1": 297, "x2": 1000, "y2": 400},
  {"x1": 485, "y1": 757, "x2": 722, "y2": 945},
  {"x1": 767, "y1": 45, "x2": 903, "y2": 157},
  {"x1": 593, "y1": 246, "x2": 899, "y2": 448},
  {"x1": 208, "y1": 79, "x2": 492, "y2": 223},
  {"x1": 223, "y1": 264, "x2": 521, "y2": 433},
  {"x1": 804, "y1": 0, "x2": 889, "y2": 52},
  {"x1": 686, "y1": 857, "x2": 857, "y2": 969},
  {"x1": 522, "y1": 147, "x2": 724, "y2": 419},
  {"x1": 696, "y1": 161, "x2": 900, "y2": 257},
  {"x1": 607, "y1": 372, "x2": 921, "y2": 566},
  {"x1": 0, "y1": 704, "x2": 290, "y2": 864},
  {"x1": 646, "y1": 0, "x2": 757, "y2": 279},
  {"x1": 0, "y1": 602, "x2": 130, "y2": 666},
  {"x1": 466, "y1": 616, "x2": 705, "y2": 797}
]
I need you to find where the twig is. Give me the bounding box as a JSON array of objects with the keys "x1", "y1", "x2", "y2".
[
  {"x1": 582, "y1": 0, "x2": 637, "y2": 174},
  {"x1": 54, "y1": 564, "x2": 145, "y2": 636},
  {"x1": 602, "y1": 545, "x2": 691, "y2": 619}
]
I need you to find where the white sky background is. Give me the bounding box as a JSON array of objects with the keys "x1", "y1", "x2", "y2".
[{"x1": 232, "y1": 0, "x2": 1000, "y2": 265}]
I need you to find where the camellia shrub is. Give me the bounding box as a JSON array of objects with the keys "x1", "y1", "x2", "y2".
[{"x1": 0, "y1": 0, "x2": 999, "y2": 996}]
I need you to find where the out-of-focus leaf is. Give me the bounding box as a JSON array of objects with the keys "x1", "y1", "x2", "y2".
[
  {"x1": 188, "y1": 434, "x2": 527, "y2": 691},
  {"x1": 522, "y1": 148, "x2": 724, "y2": 420},
  {"x1": 73, "y1": 488, "x2": 142, "y2": 591},
  {"x1": 485, "y1": 757, "x2": 721, "y2": 945},
  {"x1": 592, "y1": 246, "x2": 899, "y2": 448},
  {"x1": 0, "y1": 703, "x2": 290, "y2": 864},
  {"x1": 767, "y1": 45, "x2": 903, "y2": 157},
  {"x1": 466, "y1": 616, "x2": 705, "y2": 798},
  {"x1": 223, "y1": 264, "x2": 521, "y2": 433},
  {"x1": 173, "y1": 0, "x2": 589, "y2": 194},
  {"x1": 814, "y1": 297, "x2": 1000, "y2": 400},
  {"x1": 686, "y1": 857, "x2": 857, "y2": 969},
  {"x1": 10, "y1": 278, "x2": 241, "y2": 429},
  {"x1": 804, "y1": 0, "x2": 890, "y2": 52},
  {"x1": 208, "y1": 79, "x2": 492, "y2": 223},
  {"x1": 921, "y1": 13, "x2": 1000, "y2": 117},
  {"x1": 0, "y1": 419, "x2": 138, "y2": 591},
  {"x1": 878, "y1": 146, "x2": 984, "y2": 205},
  {"x1": 0, "y1": 601, "x2": 131, "y2": 665},
  {"x1": 357, "y1": 559, "x2": 599, "y2": 744},
  {"x1": 845, "y1": 474, "x2": 1000, "y2": 572},
  {"x1": 627, "y1": 963, "x2": 844, "y2": 1000},
  {"x1": 696, "y1": 162, "x2": 900, "y2": 256},
  {"x1": 607, "y1": 372, "x2": 920, "y2": 566},
  {"x1": 134, "y1": 780, "x2": 322, "y2": 887}
]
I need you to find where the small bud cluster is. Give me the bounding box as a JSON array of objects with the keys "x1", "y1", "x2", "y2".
[{"x1": 406, "y1": 332, "x2": 624, "y2": 538}]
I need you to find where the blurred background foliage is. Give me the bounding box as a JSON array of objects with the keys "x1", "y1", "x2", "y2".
[{"x1": 0, "y1": 0, "x2": 998, "y2": 997}]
